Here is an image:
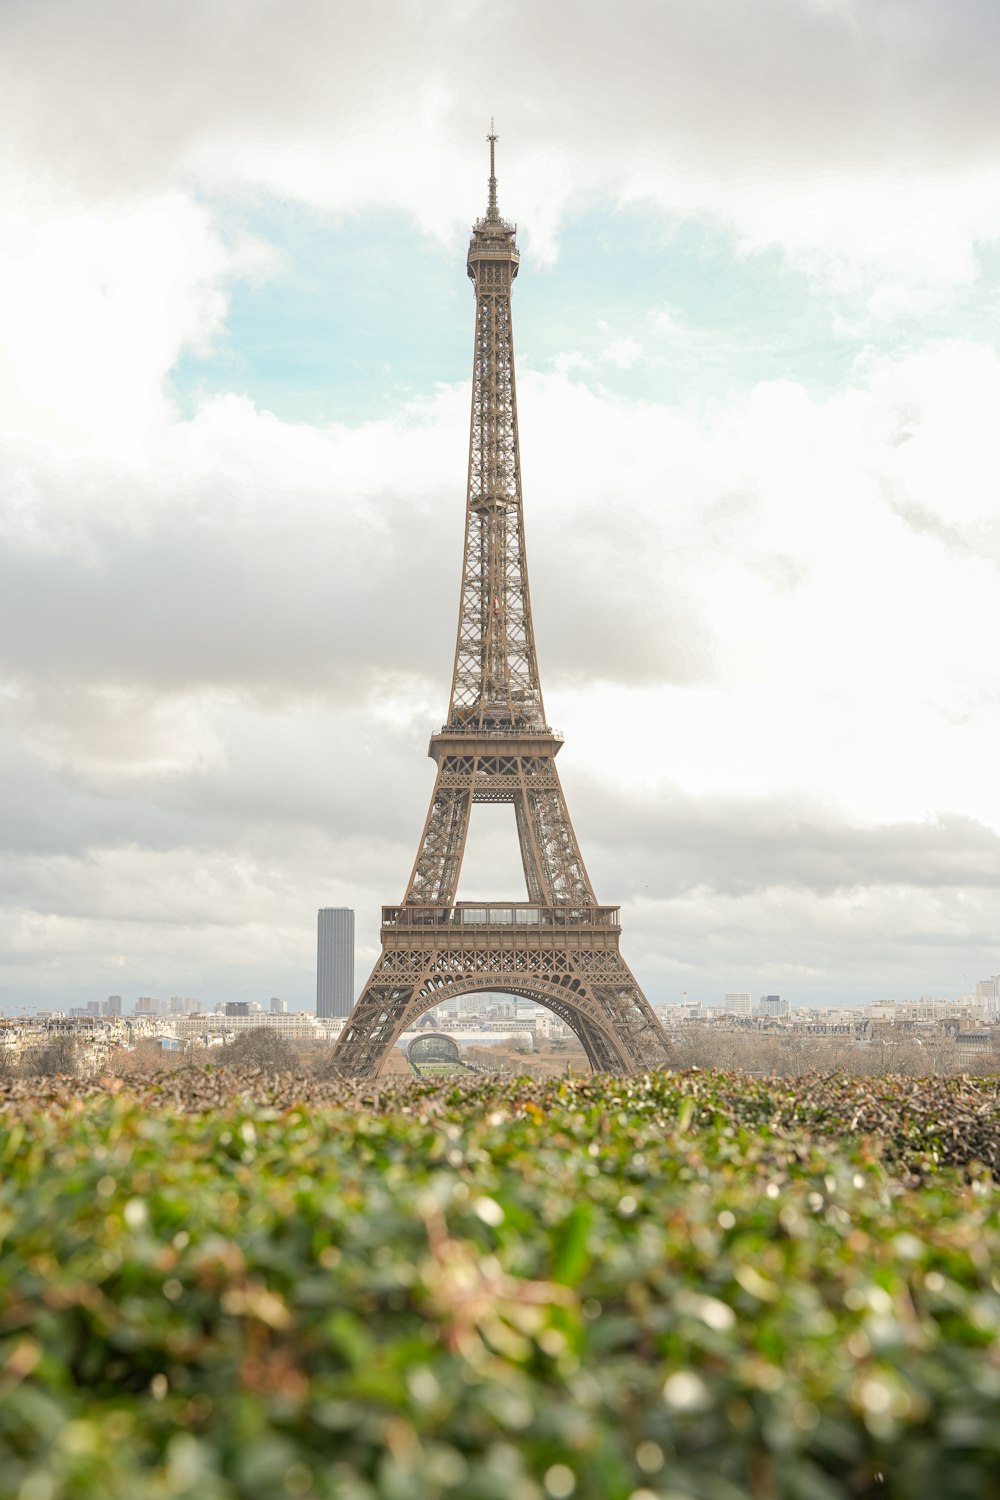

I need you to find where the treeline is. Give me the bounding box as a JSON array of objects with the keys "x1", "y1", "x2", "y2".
[
  {"x1": 0, "y1": 1028, "x2": 360, "y2": 1082},
  {"x1": 4, "y1": 1023, "x2": 997, "y2": 1082},
  {"x1": 671, "y1": 1021, "x2": 998, "y2": 1077}
]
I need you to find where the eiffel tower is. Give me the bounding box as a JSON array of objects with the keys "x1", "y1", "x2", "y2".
[{"x1": 331, "y1": 128, "x2": 672, "y2": 1077}]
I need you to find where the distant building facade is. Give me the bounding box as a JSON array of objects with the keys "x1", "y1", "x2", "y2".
[
  {"x1": 724, "y1": 993, "x2": 752, "y2": 1017},
  {"x1": 975, "y1": 977, "x2": 1000, "y2": 1017},
  {"x1": 757, "y1": 994, "x2": 789, "y2": 1018},
  {"x1": 317, "y1": 908, "x2": 355, "y2": 1019}
]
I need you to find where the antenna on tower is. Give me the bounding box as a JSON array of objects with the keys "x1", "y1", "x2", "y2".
[{"x1": 487, "y1": 117, "x2": 498, "y2": 220}]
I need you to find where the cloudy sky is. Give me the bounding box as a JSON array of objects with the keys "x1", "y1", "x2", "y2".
[{"x1": 2, "y1": 0, "x2": 999, "y2": 1015}]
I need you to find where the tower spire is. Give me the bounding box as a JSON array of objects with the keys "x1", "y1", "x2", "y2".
[{"x1": 487, "y1": 118, "x2": 498, "y2": 220}]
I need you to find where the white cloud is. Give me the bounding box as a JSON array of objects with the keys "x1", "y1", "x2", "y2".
[
  {"x1": 5, "y1": 339, "x2": 1000, "y2": 797},
  {"x1": 2, "y1": 0, "x2": 1000, "y2": 290},
  {"x1": 2, "y1": 0, "x2": 1000, "y2": 1010},
  {"x1": 0, "y1": 196, "x2": 272, "y2": 453},
  {"x1": 604, "y1": 336, "x2": 643, "y2": 370},
  {"x1": 625, "y1": 881, "x2": 1000, "y2": 1006},
  {"x1": 3, "y1": 336, "x2": 1000, "y2": 1005}
]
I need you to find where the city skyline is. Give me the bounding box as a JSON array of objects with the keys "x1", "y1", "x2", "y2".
[
  {"x1": 14, "y1": 977, "x2": 1000, "y2": 1027},
  {"x1": 2, "y1": 0, "x2": 999, "y2": 1014}
]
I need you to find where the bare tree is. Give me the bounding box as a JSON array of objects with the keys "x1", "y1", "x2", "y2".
[
  {"x1": 104, "y1": 1038, "x2": 209, "y2": 1080},
  {"x1": 23, "y1": 1033, "x2": 79, "y2": 1077},
  {"x1": 666, "y1": 1024, "x2": 983, "y2": 1078},
  {"x1": 219, "y1": 1028, "x2": 297, "y2": 1072}
]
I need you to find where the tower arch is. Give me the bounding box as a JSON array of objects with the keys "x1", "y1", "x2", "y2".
[{"x1": 367, "y1": 975, "x2": 638, "y2": 1078}]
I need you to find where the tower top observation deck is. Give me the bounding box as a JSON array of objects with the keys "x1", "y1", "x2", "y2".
[{"x1": 468, "y1": 120, "x2": 519, "y2": 276}]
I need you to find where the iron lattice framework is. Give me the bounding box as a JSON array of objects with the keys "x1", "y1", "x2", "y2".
[{"x1": 331, "y1": 129, "x2": 671, "y2": 1077}]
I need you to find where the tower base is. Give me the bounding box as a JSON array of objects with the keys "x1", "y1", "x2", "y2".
[{"x1": 330, "y1": 904, "x2": 671, "y2": 1078}]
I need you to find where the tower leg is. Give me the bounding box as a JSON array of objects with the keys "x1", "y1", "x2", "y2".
[{"x1": 404, "y1": 782, "x2": 472, "y2": 906}]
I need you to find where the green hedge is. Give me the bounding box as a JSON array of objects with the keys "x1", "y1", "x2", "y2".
[{"x1": 1, "y1": 1071, "x2": 999, "y2": 1499}]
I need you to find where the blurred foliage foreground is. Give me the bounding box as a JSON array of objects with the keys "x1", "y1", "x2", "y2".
[{"x1": 2, "y1": 1070, "x2": 1000, "y2": 1500}]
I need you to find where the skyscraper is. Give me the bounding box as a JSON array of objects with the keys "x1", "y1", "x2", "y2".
[{"x1": 317, "y1": 908, "x2": 355, "y2": 1018}]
